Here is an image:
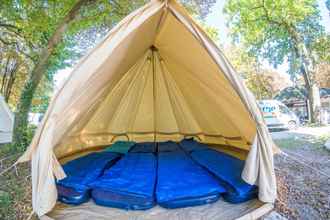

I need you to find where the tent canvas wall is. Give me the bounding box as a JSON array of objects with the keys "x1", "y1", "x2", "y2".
[
  {"x1": 17, "y1": 0, "x2": 277, "y2": 218},
  {"x1": 0, "y1": 95, "x2": 14, "y2": 144}
]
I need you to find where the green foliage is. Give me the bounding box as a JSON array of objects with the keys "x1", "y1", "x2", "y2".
[
  {"x1": 0, "y1": 191, "x2": 11, "y2": 214},
  {"x1": 179, "y1": 0, "x2": 217, "y2": 19},
  {"x1": 202, "y1": 24, "x2": 219, "y2": 42},
  {"x1": 0, "y1": 0, "x2": 149, "y2": 116},
  {"x1": 311, "y1": 34, "x2": 330, "y2": 63},
  {"x1": 11, "y1": 124, "x2": 37, "y2": 151},
  {"x1": 0, "y1": 0, "x2": 217, "y2": 112},
  {"x1": 224, "y1": 44, "x2": 289, "y2": 99},
  {"x1": 224, "y1": 0, "x2": 323, "y2": 68},
  {"x1": 31, "y1": 81, "x2": 52, "y2": 113}
]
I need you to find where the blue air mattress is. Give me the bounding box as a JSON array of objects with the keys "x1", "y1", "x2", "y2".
[
  {"x1": 129, "y1": 142, "x2": 157, "y2": 153},
  {"x1": 158, "y1": 141, "x2": 180, "y2": 152},
  {"x1": 104, "y1": 141, "x2": 136, "y2": 154},
  {"x1": 90, "y1": 153, "x2": 157, "y2": 210},
  {"x1": 57, "y1": 152, "x2": 121, "y2": 205},
  {"x1": 156, "y1": 151, "x2": 225, "y2": 208},
  {"x1": 179, "y1": 138, "x2": 209, "y2": 153},
  {"x1": 191, "y1": 149, "x2": 258, "y2": 203}
]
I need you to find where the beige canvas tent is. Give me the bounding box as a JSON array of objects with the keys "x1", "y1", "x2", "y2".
[
  {"x1": 17, "y1": 0, "x2": 277, "y2": 218},
  {"x1": 0, "y1": 95, "x2": 14, "y2": 144}
]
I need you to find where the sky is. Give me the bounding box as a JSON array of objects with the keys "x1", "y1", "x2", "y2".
[{"x1": 55, "y1": 0, "x2": 330, "y2": 88}]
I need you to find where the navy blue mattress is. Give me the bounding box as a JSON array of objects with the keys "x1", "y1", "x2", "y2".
[
  {"x1": 158, "y1": 141, "x2": 180, "y2": 152},
  {"x1": 90, "y1": 153, "x2": 157, "y2": 210},
  {"x1": 179, "y1": 138, "x2": 209, "y2": 153},
  {"x1": 129, "y1": 142, "x2": 157, "y2": 153},
  {"x1": 57, "y1": 152, "x2": 121, "y2": 205},
  {"x1": 156, "y1": 151, "x2": 226, "y2": 208},
  {"x1": 191, "y1": 149, "x2": 258, "y2": 203}
]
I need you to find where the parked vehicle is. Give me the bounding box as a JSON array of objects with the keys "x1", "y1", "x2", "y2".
[
  {"x1": 28, "y1": 113, "x2": 44, "y2": 126},
  {"x1": 258, "y1": 100, "x2": 300, "y2": 130}
]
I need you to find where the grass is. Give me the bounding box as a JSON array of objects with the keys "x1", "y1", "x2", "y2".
[
  {"x1": 0, "y1": 144, "x2": 36, "y2": 220},
  {"x1": 273, "y1": 133, "x2": 330, "y2": 150}
]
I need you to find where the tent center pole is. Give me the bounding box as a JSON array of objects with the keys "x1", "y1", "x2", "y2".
[{"x1": 151, "y1": 46, "x2": 157, "y2": 143}]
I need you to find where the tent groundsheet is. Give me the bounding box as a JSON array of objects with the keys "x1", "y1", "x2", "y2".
[
  {"x1": 49, "y1": 198, "x2": 268, "y2": 220},
  {"x1": 191, "y1": 149, "x2": 258, "y2": 203},
  {"x1": 90, "y1": 153, "x2": 157, "y2": 210},
  {"x1": 179, "y1": 138, "x2": 208, "y2": 153},
  {"x1": 104, "y1": 141, "x2": 136, "y2": 154},
  {"x1": 157, "y1": 141, "x2": 180, "y2": 152},
  {"x1": 130, "y1": 142, "x2": 157, "y2": 153},
  {"x1": 57, "y1": 152, "x2": 121, "y2": 205},
  {"x1": 156, "y1": 150, "x2": 225, "y2": 208}
]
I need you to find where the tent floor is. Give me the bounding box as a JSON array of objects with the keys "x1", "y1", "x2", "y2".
[{"x1": 49, "y1": 198, "x2": 272, "y2": 220}]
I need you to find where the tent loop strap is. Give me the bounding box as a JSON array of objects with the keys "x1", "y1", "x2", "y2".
[
  {"x1": 111, "y1": 134, "x2": 130, "y2": 143},
  {"x1": 183, "y1": 134, "x2": 202, "y2": 141}
]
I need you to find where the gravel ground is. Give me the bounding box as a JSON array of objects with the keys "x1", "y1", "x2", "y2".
[{"x1": 271, "y1": 126, "x2": 330, "y2": 220}]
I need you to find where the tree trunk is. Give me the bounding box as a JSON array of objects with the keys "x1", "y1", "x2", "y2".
[
  {"x1": 298, "y1": 54, "x2": 321, "y2": 124},
  {"x1": 12, "y1": 0, "x2": 91, "y2": 149},
  {"x1": 301, "y1": 67, "x2": 321, "y2": 123},
  {"x1": 290, "y1": 29, "x2": 321, "y2": 124},
  {"x1": 309, "y1": 84, "x2": 321, "y2": 123}
]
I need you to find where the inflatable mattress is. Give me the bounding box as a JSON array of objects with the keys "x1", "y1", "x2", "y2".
[
  {"x1": 158, "y1": 141, "x2": 180, "y2": 152},
  {"x1": 156, "y1": 151, "x2": 225, "y2": 208},
  {"x1": 90, "y1": 153, "x2": 157, "y2": 210},
  {"x1": 191, "y1": 149, "x2": 258, "y2": 203},
  {"x1": 57, "y1": 152, "x2": 121, "y2": 205},
  {"x1": 179, "y1": 138, "x2": 209, "y2": 153},
  {"x1": 129, "y1": 142, "x2": 157, "y2": 153},
  {"x1": 104, "y1": 141, "x2": 136, "y2": 154}
]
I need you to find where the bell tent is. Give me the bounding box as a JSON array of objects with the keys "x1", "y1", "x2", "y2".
[
  {"x1": 17, "y1": 0, "x2": 277, "y2": 218},
  {"x1": 0, "y1": 95, "x2": 14, "y2": 144}
]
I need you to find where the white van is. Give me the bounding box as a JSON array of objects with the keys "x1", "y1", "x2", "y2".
[{"x1": 258, "y1": 100, "x2": 300, "y2": 130}]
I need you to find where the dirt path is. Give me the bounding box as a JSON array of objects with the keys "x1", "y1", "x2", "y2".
[{"x1": 272, "y1": 127, "x2": 330, "y2": 220}]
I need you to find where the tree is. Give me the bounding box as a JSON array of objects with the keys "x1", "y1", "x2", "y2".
[
  {"x1": 224, "y1": 0, "x2": 324, "y2": 123},
  {"x1": 10, "y1": 0, "x2": 100, "y2": 148},
  {"x1": 224, "y1": 44, "x2": 289, "y2": 99},
  {"x1": 326, "y1": 0, "x2": 330, "y2": 17}
]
